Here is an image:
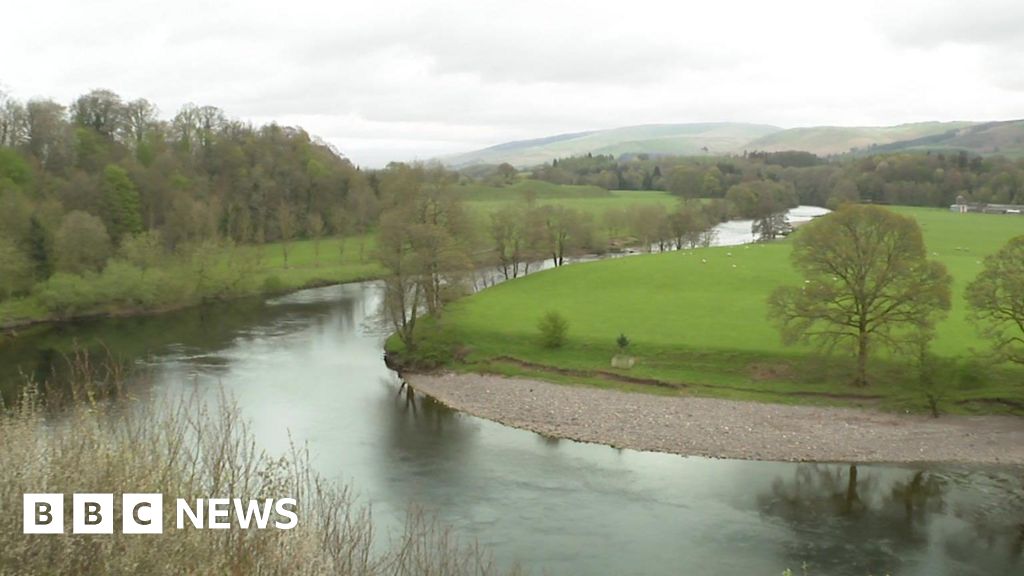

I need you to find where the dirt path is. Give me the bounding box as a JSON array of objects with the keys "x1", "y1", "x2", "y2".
[{"x1": 405, "y1": 372, "x2": 1024, "y2": 465}]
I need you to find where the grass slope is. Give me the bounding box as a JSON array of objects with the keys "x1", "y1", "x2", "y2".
[
  {"x1": 869, "y1": 119, "x2": 1024, "y2": 157},
  {"x1": 744, "y1": 122, "x2": 976, "y2": 156},
  {"x1": 419, "y1": 207, "x2": 1024, "y2": 413}
]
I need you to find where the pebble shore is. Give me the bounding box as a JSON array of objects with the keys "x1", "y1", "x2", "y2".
[{"x1": 406, "y1": 372, "x2": 1024, "y2": 464}]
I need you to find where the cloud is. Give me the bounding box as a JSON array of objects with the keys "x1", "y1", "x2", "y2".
[
  {"x1": 875, "y1": 0, "x2": 1024, "y2": 49},
  {"x1": 1, "y1": 0, "x2": 1022, "y2": 166}
]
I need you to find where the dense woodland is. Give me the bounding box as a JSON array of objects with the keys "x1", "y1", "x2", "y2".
[{"x1": 0, "y1": 88, "x2": 379, "y2": 304}]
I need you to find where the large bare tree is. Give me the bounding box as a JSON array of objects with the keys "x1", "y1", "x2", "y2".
[{"x1": 768, "y1": 205, "x2": 951, "y2": 386}]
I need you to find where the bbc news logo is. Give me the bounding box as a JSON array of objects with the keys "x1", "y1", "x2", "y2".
[{"x1": 23, "y1": 493, "x2": 297, "y2": 534}]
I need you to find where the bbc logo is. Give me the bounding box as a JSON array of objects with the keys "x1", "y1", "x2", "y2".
[{"x1": 24, "y1": 493, "x2": 163, "y2": 534}]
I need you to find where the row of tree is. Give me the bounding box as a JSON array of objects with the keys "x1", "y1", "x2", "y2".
[{"x1": 522, "y1": 150, "x2": 1024, "y2": 209}]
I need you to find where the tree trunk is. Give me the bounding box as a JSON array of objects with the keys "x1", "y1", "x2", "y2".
[{"x1": 855, "y1": 330, "x2": 869, "y2": 386}]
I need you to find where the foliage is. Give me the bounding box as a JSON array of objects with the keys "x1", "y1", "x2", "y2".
[
  {"x1": 100, "y1": 163, "x2": 142, "y2": 244},
  {"x1": 538, "y1": 311, "x2": 569, "y2": 349},
  {"x1": 965, "y1": 235, "x2": 1024, "y2": 364},
  {"x1": 54, "y1": 210, "x2": 112, "y2": 275},
  {"x1": 375, "y1": 164, "x2": 473, "y2": 350},
  {"x1": 616, "y1": 333, "x2": 630, "y2": 351},
  {"x1": 0, "y1": 236, "x2": 34, "y2": 299},
  {"x1": 525, "y1": 149, "x2": 1024, "y2": 211},
  {"x1": 768, "y1": 205, "x2": 952, "y2": 386}
]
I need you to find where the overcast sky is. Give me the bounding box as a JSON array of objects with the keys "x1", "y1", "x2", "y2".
[{"x1": 3, "y1": 0, "x2": 1022, "y2": 166}]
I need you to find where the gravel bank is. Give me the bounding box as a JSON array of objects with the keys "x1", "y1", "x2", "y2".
[{"x1": 405, "y1": 372, "x2": 1024, "y2": 464}]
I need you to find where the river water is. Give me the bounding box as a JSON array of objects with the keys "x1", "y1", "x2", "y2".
[{"x1": 1, "y1": 207, "x2": 1022, "y2": 575}]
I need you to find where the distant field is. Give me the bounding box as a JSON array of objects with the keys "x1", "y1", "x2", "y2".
[
  {"x1": 409, "y1": 207, "x2": 1024, "y2": 413},
  {"x1": 455, "y1": 179, "x2": 611, "y2": 201},
  {"x1": 464, "y1": 188, "x2": 680, "y2": 221}
]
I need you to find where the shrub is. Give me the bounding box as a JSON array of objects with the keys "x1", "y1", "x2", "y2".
[
  {"x1": 616, "y1": 333, "x2": 630, "y2": 352},
  {"x1": 538, "y1": 311, "x2": 568, "y2": 349},
  {"x1": 262, "y1": 274, "x2": 287, "y2": 294}
]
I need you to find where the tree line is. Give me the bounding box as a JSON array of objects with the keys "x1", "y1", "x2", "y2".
[
  {"x1": 518, "y1": 149, "x2": 1024, "y2": 209},
  {"x1": 0, "y1": 88, "x2": 378, "y2": 301}
]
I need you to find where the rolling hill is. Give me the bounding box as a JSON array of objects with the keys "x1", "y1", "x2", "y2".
[
  {"x1": 443, "y1": 119, "x2": 1024, "y2": 168},
  {"x1": 443, "y1": 123, "x2": 783, "y2": 167}
]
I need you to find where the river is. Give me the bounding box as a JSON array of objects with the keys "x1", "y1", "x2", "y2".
[{"x1": 1, "y1": 207, "x2": 1022, "y2": 575}]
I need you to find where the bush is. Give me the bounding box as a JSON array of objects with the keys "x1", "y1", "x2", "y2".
[
  {"x1": 538, "y1": 311, "x2": 569, "y2": 349},
  {"x1": 262, "y1": 274, "x2": 287, "y2": 294},
  {"x1": 616, "y1": 333, "x2": 630, "y2": 352}
]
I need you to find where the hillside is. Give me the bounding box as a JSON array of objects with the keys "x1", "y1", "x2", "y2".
[
  {"x1": 867, "y1": 120, "x2": 1024, "y2": 157},
  {"x1": 744, "y1": 122, "x2": 976, "y2": 155},
  {"x1": 444, "y1": 123, "x2": 782, "y2": 167},
  {"x1": 444, "y1": 119, "x2": 1024, "y2": 168}
]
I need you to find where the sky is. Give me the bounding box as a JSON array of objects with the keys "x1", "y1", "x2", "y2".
[{"x1": 2, "y1": 0, "x2": 1023, "y2": 167}]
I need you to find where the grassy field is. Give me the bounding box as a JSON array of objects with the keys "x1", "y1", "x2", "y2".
[
  {"x1": 408, "y1": 207, "x2": 1024, "y2": 414},
  {"x1": 464, "y1": 189, "x2": 680, "y2": 221},
  {"x1": 0, "y1": 233, "x2": 384, "y2": 327}
]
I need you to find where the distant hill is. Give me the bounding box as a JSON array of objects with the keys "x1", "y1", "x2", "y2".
[
  {"x1": 443, "y1": 123, "x2": 783, "y2": 167},
  {"x1": 864, "y1": 120, "x2": 1024, "y2": 157},
  {"x1": 444, "y1": 119, "x2": 1024, "y2": 168},
  {"x1": 744, "y1": 122, "x2": 976, "y2": 155}
]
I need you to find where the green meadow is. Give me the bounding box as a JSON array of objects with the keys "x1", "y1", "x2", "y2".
[
  {"x1": 0, "y1": 233, "x2": 384, "y2": 327},
  {"x1": 414, "y1": 207, "x2": 1024, "y2": 413},
  {"x1": 456, "y1": 180, "x2": 681, "y2": 221}
]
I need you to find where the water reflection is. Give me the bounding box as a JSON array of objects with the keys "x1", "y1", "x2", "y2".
[{"x1": 759, "y1": 464, "x2": 1023, "y2": 575}]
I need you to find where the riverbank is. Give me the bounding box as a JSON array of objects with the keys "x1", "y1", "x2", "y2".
[
  {"x1": 0, "y1": 234, "x2": 383, "y2": 333},
  {"x1": 406, "y1": 372, "x2": 1024, "y2": 464}
]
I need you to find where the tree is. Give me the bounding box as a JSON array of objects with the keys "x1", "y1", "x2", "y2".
[
  {"x1": 70, "y1": 89, "x2": 124, "y2": 139},
  {"x1": 537, "y1": 311, "x2": 568, "y2": 348},
  {"x1": 542, "y1": 205, "x2": 593, "y2": 265},
  {"x1": 496, "y1": 162, "x2": 517, "y2": 185},
  {"x1": 101, "y1": 164, "x2": 143, "y2": 244},
  {"x1": 965, "y1": 235, "x2": 1024, "y2": 364},
  {"x1": 54, "y1": 210, "x2": 112, "y2": 274},
  {"x1": 307, "y1": 212, "x2": 325, "y2": 266},
  {"x1": 276, "y1": 201, "x2": 296, "y2": 268},
  {"x1": 374, "y1": 164, "x2": 473, "y2": 349},
  {"x1": 490, "y1": 204, "x2": 525, "y2": 279},
  {"x1": 666, "y1": 166, "x2": 703, "y2": 198},
  {"x1": 0, "y1": 237, "x2": 33, "y2": 299},
  {"x1": 768, "y1": 205, "x2": 952, "y2": 386}
]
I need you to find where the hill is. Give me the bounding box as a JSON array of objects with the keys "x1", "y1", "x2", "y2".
[
  {"x1": 865, "y1": 120, "x2": 1024, "y2": 157},
  {"x1": 744, "y1": 122, "x2": 975, "y2": 155},
  {"x1": 443, "y1": 120, "x2": 1024, "y2": 168},
  {"x1": 443, "y1": 123, "x2": 783, "y2": 167}
]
